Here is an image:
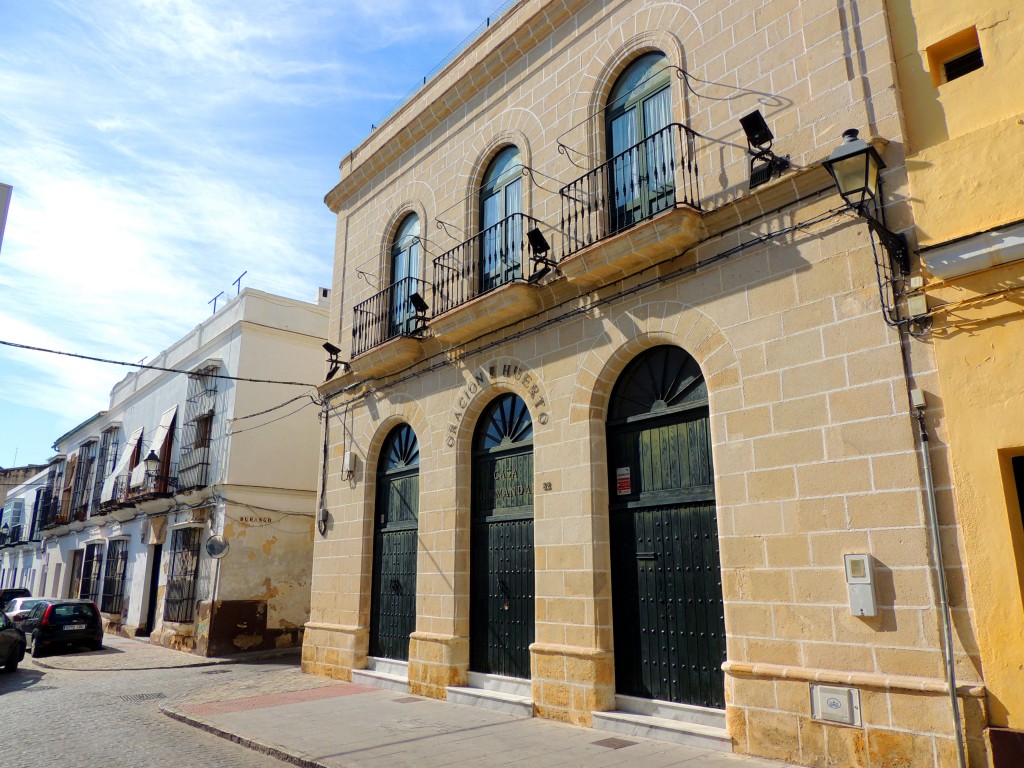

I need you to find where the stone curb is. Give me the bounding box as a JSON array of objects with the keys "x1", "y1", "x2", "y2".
[
  {"x1": 161, "y1": 705, "x2": 331, "y2": 768},
  {"x1": 29, "y1": 644, "x2": 300, "y2": 672}
]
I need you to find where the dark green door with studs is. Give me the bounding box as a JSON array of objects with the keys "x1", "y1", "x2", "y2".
[
  {"x1": 607, "y1": 346, "x2": 726, "y2": 708},
  {"x1": 470, "y1": 394, "x2": 535, "y2": 679},
  {"x1": 369, "y1": 425, "x2": 419, "y2": 661}
]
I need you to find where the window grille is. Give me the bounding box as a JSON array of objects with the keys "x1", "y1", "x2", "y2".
[
  {"x1": 80, "y1": 542, "x2": 104, "y2": 602},
  {"x1": 164, "y1": 527, "x2": 202, "y2": 623},
  {"x1": 92, "y1": 429, "x2": 118, "y2": 513},
  {"x1": 71, "y1": 441, "x2": 97, "y2": 518},
  {"x1": 179, "y1": 366, "x2": 218, "y2": 491},
  {"x1": 100, "y1": 539, "x2": 129, "y2": 614}
]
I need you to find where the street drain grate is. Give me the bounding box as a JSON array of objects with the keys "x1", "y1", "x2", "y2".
[
  {"x1": 121, "y1": 692, "x2": 167, "y2": 702},
  {"x1": 22, "y1": 685, "x2": 58, "y2": 693},
  {"x1": 393, "y1": 696, "x2": 421, "y2": 704},
  {"x1": 592, "y1": 737, "x2": 637, "y2": 749},
  {"x1": 201, "y1": 669, "x2": 232, "y2": 675}
]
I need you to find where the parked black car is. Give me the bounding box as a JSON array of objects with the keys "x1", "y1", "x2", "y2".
[
  {"x1": 0, "y1": 611, "x2": 26, "y2": 672},
  {"x1": 20, "y1": 599, "x2": 103, "y2": 657},
  {"x1": 0, "y1": 587, "x2": 31, "y2": 608}
]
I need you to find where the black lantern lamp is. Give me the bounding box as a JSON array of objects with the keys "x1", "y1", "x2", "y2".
[
  {"x1": 823, "y1": 129, "x2": 909, "y2": 274},
  {"x1": 144, "y1": 450, "x2": 160, "y2": 477}
]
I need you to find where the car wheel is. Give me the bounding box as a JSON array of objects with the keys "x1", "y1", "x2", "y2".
[
  {"x1": 30, "y1": 632, "x2": 46, "y2": 658},
  {"x1": 3, "y1": 645, "x2": 21, "y2": 672},
  {"x1": 89, "y1": 640, "x2": 103, "y2": 652}
]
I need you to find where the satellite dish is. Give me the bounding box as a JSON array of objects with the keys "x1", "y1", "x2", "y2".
[{"x1": 206, "y1": 534, "x2": 230, "y2": 559}]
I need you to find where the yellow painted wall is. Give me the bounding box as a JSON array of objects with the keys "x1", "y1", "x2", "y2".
[
  {"x1": 889, "y1": 0, "x2": 1024, "y2": 729},
  {"x1": 890, "y1": 1, "x2": 1024, "y2": 247}
]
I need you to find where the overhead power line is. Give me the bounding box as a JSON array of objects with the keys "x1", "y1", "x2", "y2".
[{"x1": 0, "y1": 339, "x2": 318, "y2": 387}]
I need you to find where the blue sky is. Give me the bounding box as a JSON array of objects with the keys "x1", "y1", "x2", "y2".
[{"x1": 0, "y1": 0, "x2": 502, "y2": 467}]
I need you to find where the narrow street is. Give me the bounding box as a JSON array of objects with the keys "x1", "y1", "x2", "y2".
[{"x1": 0, "y1": 648, "x2": 293, "y2": 768}]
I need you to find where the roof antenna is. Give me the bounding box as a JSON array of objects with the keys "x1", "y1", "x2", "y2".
[{"x1": 232, "y1": 270, "x2": 248, "y2": 296}]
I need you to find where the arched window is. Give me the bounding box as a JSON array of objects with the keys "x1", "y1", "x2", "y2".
[
  {"x1": 479, "y1": 146, "x2": 523, "y2": 293},
  {"x1": 390, "y1": 214, "x2": 421, "y2": 335},
  {"x1": 605, "y1": 52, "x2": 675, "y2": 231}
]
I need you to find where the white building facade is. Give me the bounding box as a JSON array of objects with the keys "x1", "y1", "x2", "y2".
[
  {"x1": 23, "y1": 288, "x2": 328, "y2": 655},
  {"x1": 0, "y1": 468, "x2": 48, "y2": 594}
]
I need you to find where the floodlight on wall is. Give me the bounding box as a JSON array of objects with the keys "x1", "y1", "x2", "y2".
[
  {"x1": 409, "y1": 292, "x2": 430, "y2": 314},
  {"x1": 822, "y1": 129, "x2": 909, "y2": 275},
  {"x1": 526, "y1": 227, "x2": 558, "y2": 282},
  {"x1": 739, "y1": 109, "x2": 790, "y2": 190},
  {"x1": 322, "y1": 341, "x2": 349, "y2": 381}
]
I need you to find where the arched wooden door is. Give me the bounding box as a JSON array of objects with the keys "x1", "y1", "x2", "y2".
[
  {"x1": 470, "y1": 394, "x2": 535, "y2": 679},
  {"x1": 606, "y1": 345, "x2": 726, "y2": 708},
  {"x1": 369, "y1": 424, "x2": 419, "y2": 661}
]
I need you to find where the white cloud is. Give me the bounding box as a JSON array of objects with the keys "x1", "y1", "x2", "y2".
[{"x1": 0, "y1": 0, "x2": 504, "y2": 464}]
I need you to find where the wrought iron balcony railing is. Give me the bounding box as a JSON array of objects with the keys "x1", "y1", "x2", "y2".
[
  {"x1": 432, "y1": 213, "x2": 551, "y2": 316},
  {"x1": 100, "y1": 473, "x2": 131, "y2": 512},
  {"x1": 352, "y1": 276, "x2": 430, "y2": 357},
  {"x1": 559, "y1": 123, "x2": 701, "y2": 259},
  {"x1": 178, "y1": 446, "x2": 211, "y2": 492},
  {"x1": 36, "y1": 490, "x2": 60, "y2": 530},
  {"x1": 127, "y1": 464, "x2": 179, "y2": 501}
]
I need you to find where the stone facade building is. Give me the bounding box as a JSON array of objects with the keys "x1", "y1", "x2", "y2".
[{"x1": 304, "y1": 1, "x2": 984, "y2": 766}]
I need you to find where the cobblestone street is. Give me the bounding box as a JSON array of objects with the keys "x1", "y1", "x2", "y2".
[{"x1": 0, "y1": 645, "x2": 302, "y2": 768}]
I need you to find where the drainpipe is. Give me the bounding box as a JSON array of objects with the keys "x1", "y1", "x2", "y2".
[{"x1": 910, "y1": 391, "x2": 967, "y2": 768}]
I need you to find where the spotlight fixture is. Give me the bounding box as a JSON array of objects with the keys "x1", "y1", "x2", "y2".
[
  {"x1": 822, "y1": 128, "x2": 909, "y2": 275},
  {"x1": 739, "y1": 109, "x2": 791, "y2": 190},
  {"x1": 527, "y1": 227, "x2": 550, "y2": 257},
  {"x1": 526, "y1": 227, "x2": 558, "y2": 280},
  {"x1": 409, "y1": 292, "x2": 430, "y2": 314},
  {"x1": 322, "y1": 340, "x2": 349, "y2": 381}
]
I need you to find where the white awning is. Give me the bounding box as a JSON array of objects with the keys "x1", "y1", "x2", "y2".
[
  {"x1": 130, "y1": 406, "x2": 177, "y2": 487},
  {"x1": 101, "y1": 427, "x2": 143, "y2": 502}
]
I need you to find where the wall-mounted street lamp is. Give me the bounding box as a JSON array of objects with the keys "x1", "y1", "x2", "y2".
[
  {"x1": 144, "y1": 450, "x2": 160, "y2": 476},
  {"x1": 822, "y1": 129, "x2": 909, "y2": 275}
]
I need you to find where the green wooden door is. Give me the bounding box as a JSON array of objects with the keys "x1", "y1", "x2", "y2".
[
  {"x1": 471, "y1": 394, "x2": 535, "y2": 679},
  {"x1": 370, "y1": 425, "x2": 419, "y2": 661},
  {"x1": 607, "y1": 346, "x2": 726, "y2": 708}
]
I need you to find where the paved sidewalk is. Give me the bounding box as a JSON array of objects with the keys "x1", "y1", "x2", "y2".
[
  {"x1": 30, "y1": 634, "x2": 299, "y2": 671},
  {"x1": 161, "y1": 666, "x2": 795, "y2": 768}
]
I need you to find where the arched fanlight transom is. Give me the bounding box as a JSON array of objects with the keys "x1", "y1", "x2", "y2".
[
  {"x1": 609, "y1": 345, "x2": 707, "y2": 422},
  {"x1": 379, "y1": 424, "x2": 419, "y2": 474},
  {"x1": 474, "y1": 394, "x2": 533, "y2": 452}
]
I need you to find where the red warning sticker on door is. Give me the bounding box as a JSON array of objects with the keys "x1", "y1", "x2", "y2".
[{"x1": 616, "y1": 467, "x2": 631, "y2": 495}]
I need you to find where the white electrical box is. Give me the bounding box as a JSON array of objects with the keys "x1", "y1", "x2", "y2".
[
  {"x1": 810, "y1": 684, "x2": 862, "y2": 727},
  {"x1": 844, "y1": 553, "x2": 878, "y2": 617}
]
